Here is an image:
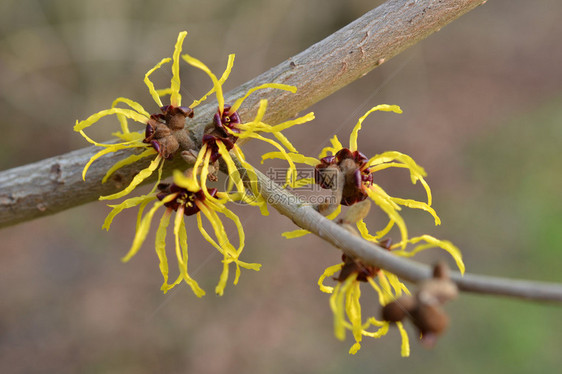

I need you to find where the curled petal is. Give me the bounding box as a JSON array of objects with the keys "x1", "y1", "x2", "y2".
[
  {"x1": 319, "y1": 135, "x2": 343, "y2": 159},
  {"x1": 170, "y1": 31, "x2": 187, "y2": 107},
  {"x1": 390, "y1": 197, "x2": 441, "y2": 225},
  {"x1": 397, "y1": 321, "x2": 411, "y2": 357},
  {"x1": 111, "y1": 97, "x2": 151, "y2": 119},
  {"x1": 144, "y1": 57, "x2": 172, "y2": 108},
  {"x1": 391, "y1": 235, "x2": 465, "y2": 274},
  {"x1": 190, "y1": 54, "x2": 235, "y2": 109},
  {"x1": 346, "y1": 281, "x2": 364, "y2": 350},
  {"x1": 231, "y1": 146, "x2": 269, "y2": 215},
  {"x1": 349, "y1": 104, "x2": 402, "y2": 152},
  {"x1": 155, "y1": 209, "x2": 175, "y2": 292},
  {"x1": 122, "y1": 194, "x2": 175, "y2": 262},
  {"x1": 330, "y1": 274, "x2": 356, "y2": 341},
  {"x1": 261, "y1": 151, "x2": 319, "y2": 166},
  {"x1": 182, "y1": 53, "x2": 225, "y2": 112},
  {"x1": 99, "y1": 155, "x2": 163, "y2": 200},
  {"x1": 217, "y1": 141, "x2": 245, "y2": 194},
  {"x1": 74, "y1": 108, "x2": 149, "y2": 132},
  {"x1": 318, "y1": 263, "x2": 344, "y2": 293},
  {"x1": 172, "y1": 169, "x2": 200, "y2": 192},
  {"x1": 368, "y1": 150, "x2": 432, "y2": 206},
  {"x1": 356, "y1": 219, "x2": 378, "y2": 242},
  {"x1": 174, "y1": 206, "x2": 206, "y2": 297},
  {"x1": 229, "y1": 83, "x2": 297, "y2": 114},
  {"x1": 102, "y1": 148, "x2": 157, "y2": 183},
  {"x1": 234, "y1": 130, "x2": 297, "y2": 187},
  {"x1": 102, "y1": 194, "x2": 156, "y2": 231},
  {"x1": 365, "y1": 186, "x2": 409, "y2": 246}
]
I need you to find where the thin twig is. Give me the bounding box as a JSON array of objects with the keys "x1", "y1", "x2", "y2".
[
  {"x1": 0, "y1": 0, "x2": 487, "y2": 228},
  {"x1": 247, "y1": 164, "x2": 562, "y2": 303}
]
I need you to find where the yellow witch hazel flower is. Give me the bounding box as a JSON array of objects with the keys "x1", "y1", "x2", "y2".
[
  {"x1": 74, "y1": 31, "x2": 315, "y2": 296},
  {"x1": 180, "y1": 52, "x2": 315, "y2": 208},
  {"x1": 102, "y1": 168, "x2": 260, "y2": 297},
  {"x1": 318, "y1": 235, "x2": 464, "y2": 356},
  {"x1": 265, "y1": 105, "x2": 439, "y2": 245},
  {"x1": 318, "y1": 245, "x2": 411, "y2": 356},
  {"x1": 74, "y1": 31, "x2": 224, "y2": 201},
  {"x1": 261, "y1": 105, "x2": 465, "y2": 354}
]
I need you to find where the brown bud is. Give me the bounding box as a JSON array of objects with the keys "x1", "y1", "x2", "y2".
[
  {"x1": 411, "y1": 303, "x2": 450, "y2": 338},
  {"x1": 174, "y1": 130, "x2": 195, "y2": 151},
  {"x1": 181, "y1": 150, "x2": 199, "y2": 165},
  {"x1": 342, "y1": 200, "x2": 371, "y2": 224},
  {"x1": 418, "y1": 279, "x2": 458, "y2": 305},
  {"x1": 158, "y1": 136, "x2": 179, "y2": 159},
  {"x1": 167, "y1": 113, "x2": 186, "y2": 130},
  {"x1": 433, "y1": 261, "x2": 450, "y2": 280},
  {"x1": 381, "y1": 295, "x2": 416, "y2": 322}
]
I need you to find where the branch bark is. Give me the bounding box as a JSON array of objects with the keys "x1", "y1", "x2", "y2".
[
  {"x1": 249, "y1": 165, "x2": 562, "y2": 302},
  {"x1": 0, "y1": 0, "x2": 487, "y2": 228}
]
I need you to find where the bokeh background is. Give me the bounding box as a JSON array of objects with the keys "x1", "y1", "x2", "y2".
[{"x1": 1, "y1": 0, "x2": 561, "y2": 373}]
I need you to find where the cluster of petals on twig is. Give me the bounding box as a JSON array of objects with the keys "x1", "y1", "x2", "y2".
[
  {"x1": 263, "y1": 105, "x2": 465, "y2": 355},
  {"x1": 75, "y1": 30, "x2": 465, "y2": 357},
  {"x1": 74, "y1": 31, "x2": 314, "y2": 296}
]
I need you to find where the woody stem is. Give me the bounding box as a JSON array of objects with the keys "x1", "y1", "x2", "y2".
[{"x1": 0, "y1": 0, "x2": 486, "y2": 228}]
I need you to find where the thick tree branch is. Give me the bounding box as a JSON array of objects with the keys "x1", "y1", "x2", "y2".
[{"x1": 0, "y1": 0, "x2": 486, "y2": 228}]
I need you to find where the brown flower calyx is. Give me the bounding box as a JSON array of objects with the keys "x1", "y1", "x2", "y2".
[
  {"x1": 198, "y1": 105, "x2": 241, "y2": 164},
  {"x1": 144, "y1": 105, "x2": 195, "y2": 159},
  {"x1": 204, "y1": 105, "x2": 240, "y2": 140},
  {"x1": 315, "y1": 148, "x2": 372, "y2": 206},
  {"x1": 335, "y1": 254, "x2": 380, "y2": 283},
  {"x1": 381, "y1": 262, "x2": 458, "y2": 347},
  {"x1": 335, "y1": 240, "x2": 392, "y2": 283},
  {"x1": 156, "y1": 182, "x2": 217, "y2": 216},
  {"x1": 340, "y1": 200, "x2": 371, "y2": 224}
]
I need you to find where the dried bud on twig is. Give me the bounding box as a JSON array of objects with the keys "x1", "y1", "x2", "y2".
[{"x1": 381, "y1": 261, "x2": 458, "y2": 347}]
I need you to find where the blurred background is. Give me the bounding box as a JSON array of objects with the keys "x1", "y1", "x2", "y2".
[{"x1": 1, "y1": 0, "x2": 561, "y2": 373}]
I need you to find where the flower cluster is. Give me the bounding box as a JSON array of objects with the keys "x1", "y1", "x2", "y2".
[
  {"x1": 76, "y1": 31, "x2": 464, "y2": 357},
  {"x1": 263, "y1": 106, "x2": 464, "y2": 355},
  {"x1": 75, "y1": 31, "x2": 314, "y2": 296}
]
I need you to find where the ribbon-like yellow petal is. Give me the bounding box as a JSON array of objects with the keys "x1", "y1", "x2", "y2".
[
  {"x1": 366, "y1": 186, "x2": 408, "y2": 246},
  {"x1": 349, "y1": 105, "x2": 402, "y2": 152},
  {"x1": 319, "y1": 135, "x2": 343, "y2": 159},
  {"x1": 390, "y1": 197, "x2": 441, "y2": 226},
  {"x1": 170, "y1": 31, "x2": 187, "y2": 107},
  {"x1": 172, "y1": 169, "x2": 200, "y2": 192},
  {"x1": 182, "y1": 53, "x2": 224, "y2": 112},
  {"x1": 397, "y1": 321, "x2": 411, "y2": 357},
  {"x1": 229, "y1": 83, "x2": 297, "y2": 114},
  {"x1": 392, "y1": 235, "x2": 465, "y2": 274},
  {"x1": 101, "y1": 148, "x2": 157, "y2": 183},
  {"x1": 155, "y1": 209, "x2": 172, "y2": 290},
  {"x1": 318, "y1": 263, "x2": 344, "y2": 293},
  {"x1": 261, "y1": 151, "x2": 319, "y2": 166},
  {"x1": 74, "y1": 108, "x2": 149, "y2": 132},
  {"x1": 99, "y1": 155, "x2": 162, "y2": 200},
  {"x1": 174, "y1": 206, "x2": 206, "y2": 297},
  {"x1": 102, "y1": 194, "x2": 156, "y2": 231},
  {"x1": 122, "y1": 194, "x2": 175, "y2": 262},
  {"x1": 191, "y1": 54, "x2": 235, "y2": 110},
  {"x1": 111, "y1": 97, "x2": 150, "y2": 119},
  {"x1": 144, "y1": 57, "x2": 172, "y2": 108}
]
